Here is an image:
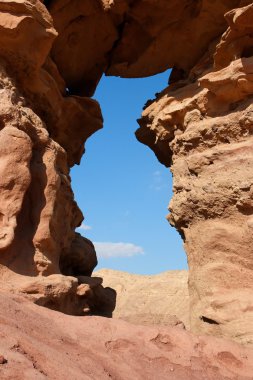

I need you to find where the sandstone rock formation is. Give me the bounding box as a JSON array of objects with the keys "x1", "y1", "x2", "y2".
[
  {"x1": 0, "y1": 0, "x2": 252, "y2": 347},
  {"x1": 49, "y1": 0, "x2": 243, "y2": 90},
  {"x1": 137, "y1": 2, "x2": 253, "y2": 345},
  {"x1": 0, "y1": 291, "x2": 253, "y2": 380},
  {"x1": 95, "y1": 269, "x2": 189, "y2": 329},
  {"x1": 0, "y1": 0, "x2": 105, "y2": 315}
]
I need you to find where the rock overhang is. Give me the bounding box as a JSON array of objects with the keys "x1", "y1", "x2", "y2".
[{"x1": 48, "y1": 0, "x2": 243, "y2": 95}]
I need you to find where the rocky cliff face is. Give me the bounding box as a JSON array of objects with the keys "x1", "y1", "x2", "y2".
[
  {"x1": 0, "y1": 0, "x2": 106, "y2": 315},
  {"x1": 137, "y1": 2, "x2": 253, "y2": 344},
  {"x1": 0, "y1": 0, "x2": 253, "y2": 346}
]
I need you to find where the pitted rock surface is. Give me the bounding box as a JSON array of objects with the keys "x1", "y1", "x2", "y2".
[{"x1": 137, "y1": 2, "x2": 253, "y2": 345}]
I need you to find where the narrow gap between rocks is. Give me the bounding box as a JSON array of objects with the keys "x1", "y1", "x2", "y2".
[{"x1": 71, "y1": 71, "x2": 188, "y2": 275}]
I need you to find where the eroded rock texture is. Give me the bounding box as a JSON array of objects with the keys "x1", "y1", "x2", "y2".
[
  {"x1": 137, "y1": 3, "x2": 253, "y2": 344},
  {"x1": 0, "y1": 0, "x2": 253, "y2": 346},
  {"x1": 0, "y1": 0, "x2": 106, "y2": 315}
]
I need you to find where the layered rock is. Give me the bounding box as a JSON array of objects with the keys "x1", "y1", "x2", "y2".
[
  {"x1": 95, "y1": 269, "x2": 189, "y2": 329},
  {"x1": 137, "y1": 3, "x2": 253, "y2": 345},
  {"x1": 0, "y1": 291, "x2": 253, "y2": 380}
]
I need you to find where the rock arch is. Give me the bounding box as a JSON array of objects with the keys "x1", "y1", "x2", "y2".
[{"x1": 0, "y1": 0, "x2": 252, "y2": 344}]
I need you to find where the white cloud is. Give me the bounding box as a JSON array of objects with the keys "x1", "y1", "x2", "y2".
[
  {"x1": 150, "y1": 170, "x2": 166, "y2": 191},
  {"x1": 94, "y1": 242, "x2": 144, "y2": 259},
  {"x1": 77, "y1": 223, "x2": 92, "y2": 231}
]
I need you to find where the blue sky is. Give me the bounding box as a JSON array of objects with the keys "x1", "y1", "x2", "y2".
[{"x1": 71, "y1": 71, "x2": 188, "y2": 274}]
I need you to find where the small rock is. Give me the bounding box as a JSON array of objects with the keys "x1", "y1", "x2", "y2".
[{"x1": 0, "y1": 355, "x2": 7, "y2": 364}]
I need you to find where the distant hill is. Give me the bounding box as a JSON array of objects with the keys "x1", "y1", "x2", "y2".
[{"x1": 94, "y1": 269, "x2": 190, "y2": 329}]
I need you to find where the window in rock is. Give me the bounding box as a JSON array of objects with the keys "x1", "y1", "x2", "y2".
[{"x1": 71, "y1": 71, "x2": 188, "y2": 275}]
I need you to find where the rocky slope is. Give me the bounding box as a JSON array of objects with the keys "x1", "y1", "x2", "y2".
[
  {"x1": 95, "y1": 269, "x2": 190, "y2": 328},
  {"x1": 0, "y1": 292, "x2": 253, "y2": 380}
]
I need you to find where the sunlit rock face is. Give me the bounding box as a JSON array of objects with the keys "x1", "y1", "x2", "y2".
[
  {"x1": 0, "y1": 0, "x2": 105, "y2": 315},
  {"x1": 137, "y1": 2, "x2": 253, "y2": 345},
  {"x1": 1, "y1": 292, "x2": 253, "y2": 380},
  {"x1": 0, "y1": 0, "x2": 253, "y2": 346}
]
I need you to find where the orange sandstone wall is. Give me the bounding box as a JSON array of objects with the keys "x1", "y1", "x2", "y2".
[{"x1": 137, "y1": 2, "x2": 253, "y2": 344}]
